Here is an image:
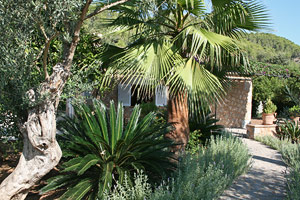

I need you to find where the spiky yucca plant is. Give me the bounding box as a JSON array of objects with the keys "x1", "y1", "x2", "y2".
[
  {"x1": 40, "y1": 100, "x2": 176, "y2": 199},
  {"x1": 277, "y1": 120, "x2": 300, "y2": 143}
]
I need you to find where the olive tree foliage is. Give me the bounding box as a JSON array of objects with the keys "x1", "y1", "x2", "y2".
[
  {"x1": 0, "y1": 1, "x2": 130, "y2": 200},
  {"x1": 0, "y1": 1, "x2": 86, "y2": 134}
]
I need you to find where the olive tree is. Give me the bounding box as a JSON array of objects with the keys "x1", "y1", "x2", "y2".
[{"x1": 0, "y1": 1, "x2": 130, "y2": 199}]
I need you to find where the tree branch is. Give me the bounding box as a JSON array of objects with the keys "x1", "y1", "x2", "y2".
[
  {"x1": 43, "y1": 31, "x2": 59, "y2": 80},
  {"x1": 85, "y1": 0, "x2": 130, "y2": 20},
  {"x1": 38, "y1": 22, "x2": 49, "y2": 40},
  {"x1": 32, "y1": 47, "x2": 44, "y2": 72},
  {"x1": 63, "y1": 0, "x2": 93, "y2": 68}
]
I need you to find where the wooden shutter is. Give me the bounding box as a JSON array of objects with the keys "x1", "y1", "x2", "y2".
[
  {"x1": 118, "y1": 84, "x2": 131, "y2": 106},
  {"x1": 66, "y1": 98, "x2": 74, "y2": 118},
  {"x1": 155, "y1": 85, "x2": 168, "y2": 106}
]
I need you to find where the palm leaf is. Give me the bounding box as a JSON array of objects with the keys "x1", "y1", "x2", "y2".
[
  {"x1": 124, "y1": 104, "x2": 141, "y2": 139},
  {"x1": 40, "y1": 174, "x2": 76, "y2": 194},
  {"x1": 62, "y1": 157, "x2": 83, "y2": 173},
  {"x1": 109, "y1": 100, "x2": 117, "y2": 153},
  {"x1": 60, "y1": 178, "x2": 93, "y2": 200},
  {"x1": 77, "y1": 154, "x2": 100, "y2": 175},
  {"x1": 115, "y1": 102, "x2": 124, "y2": 141},
  {"x1": 94, "y1": 100, "x2": 110, "y2": 143},
  {"x1": 98, "y1": 161, "x2": 114, "y2": 197}
]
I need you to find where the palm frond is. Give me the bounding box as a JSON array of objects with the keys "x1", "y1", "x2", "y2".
[
  {"x1": 210, "y1": 0, "x2": 270, "y2": 37},
  {"x1": 177, "y1": 0, "x2": 206, "y2": 16},
  {"x1": 59, "y1": 178, "x2": 94, "y2": 200}
]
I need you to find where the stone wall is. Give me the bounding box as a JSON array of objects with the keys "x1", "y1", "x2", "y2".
[
  {"x1": 99, "y1": 85, "x2": 134, "y2": 121},
  {"x1": 214, "y1": 77, "x2": 252, "y2": 128},
  {"x1": 100, "y1": 85, "x2": 118, "y2": 108},
  {"x1": 99, "y1": 76, "x2": 253, "y2": 128}
]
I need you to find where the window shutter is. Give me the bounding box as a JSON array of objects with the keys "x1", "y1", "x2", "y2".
[
  {"x1": 118, "y1": 84, "x2": 131, "y2": 106},
  {"x1": 66, "y1": 98, "x2": 74, "y2": 118},
  {"x1": 155, "y1": 85, "x2": 168, "y2": 106}
]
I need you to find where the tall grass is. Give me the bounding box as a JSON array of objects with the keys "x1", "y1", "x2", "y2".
[
  {"x1": 256, "y1": 136, "x2": 300, "y2": 199},
  {"x1": 105, "y1": 134, "x2": 251, "y2": 200}
]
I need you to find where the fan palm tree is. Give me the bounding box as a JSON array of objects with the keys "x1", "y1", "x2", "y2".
[{"x1": 101, "y1": 0, "x2": 269, "y2": 150}]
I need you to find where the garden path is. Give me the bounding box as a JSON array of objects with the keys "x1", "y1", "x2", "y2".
[{"x1": 220, "y1": 129, "x2": 286, "y2": 200}]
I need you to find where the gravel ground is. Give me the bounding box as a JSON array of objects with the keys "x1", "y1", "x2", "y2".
[{"x1": 220, "y1": 134, "x2": 287, "y2": 200}]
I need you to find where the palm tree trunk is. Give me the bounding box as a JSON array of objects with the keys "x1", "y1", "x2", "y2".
[{"x1": 166, "y1": 92, "x2": 190, "y2": 152}]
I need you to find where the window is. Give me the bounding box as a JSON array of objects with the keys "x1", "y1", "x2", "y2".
[
  {"x1": 118, "y1": 84, "x2": 168, "y2": 106},
  {"x1": 131, "y1": 85, "x2": 154, "y2": 106}
]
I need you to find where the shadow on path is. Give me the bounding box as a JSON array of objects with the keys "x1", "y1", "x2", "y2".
[{"x1": 252, "y1": 155, "x2": 286, "y2": 167}]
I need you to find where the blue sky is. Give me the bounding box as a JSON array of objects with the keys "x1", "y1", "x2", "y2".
[{"x1": 262, "y1": 0, "x2": 300, "y2": 45}]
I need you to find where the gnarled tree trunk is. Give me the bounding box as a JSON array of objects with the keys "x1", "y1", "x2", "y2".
[
  {"x1": 0, "y1": 65, "x2": 69, "y2": 200},
  {"x1": 0, "y1": 0, "x2": 132, "y2": 198},
  {"x1": 0, "y1": 1, "x2": 92, "y2": 199},
  {"x1": 166, "y1": 92, "x2": 190, "y2": 152}
]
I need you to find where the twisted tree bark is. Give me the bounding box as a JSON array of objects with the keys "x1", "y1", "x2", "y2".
[
  {"x1": 0, "y1": 1, "x2": 92, "y2": 198},
  {"x1": 0, "y1": 0, "x2": 131, "y2": 198},
  {"x1": 0, "y1": 65, "x2": 68, "y2": 200}
]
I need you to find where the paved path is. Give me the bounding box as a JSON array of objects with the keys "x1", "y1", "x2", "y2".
[{"x1": 220, "y1": 136, "x2": 287, "y2": 200}]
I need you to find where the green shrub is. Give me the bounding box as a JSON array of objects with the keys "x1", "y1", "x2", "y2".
[
  {"x1": 187, "y1": 112, "x2": 224, "y2": 153},
  {"x1": 151, "y1": 134, "x2": 251, "y2": 200},
  {"x1": 277, "y1": 120, "x2": 300, "y2": 143},
  {"x1": 263, "y1": 99, "x2": 277, "y2": 114},
  {"x1": 255, "y1": 136, "x2": 300, "y2": 200},
  {"x1": 140, "y1": 102, "x2": 158, "y2": 116},
  {"x1": 255, "y1": 136, "x2": 291, "y2": 150},
  {"x1": 186, "y1": 130, "x2": 202, "y2": 154},
  {"x1": 40, "y1": 100, "x2": 176, "y2": 199},
  {"x1": 104, "y1": 134, "x2": 251, "y2": 200},
  {"x1": 289, "y1": 105, "x2": 300, "y2": 117}
]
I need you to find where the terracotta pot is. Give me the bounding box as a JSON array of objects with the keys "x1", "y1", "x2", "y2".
[{"x1": 262, "y1": 113, "x2": 275, "y2": 125}]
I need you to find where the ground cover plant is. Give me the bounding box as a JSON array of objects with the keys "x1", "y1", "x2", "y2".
[
  {"x1": 255, "y1": 136, "x2": 300, "y2": 199},
  {"x1": 104, "y1": 134, "x2": 251, "y2": 200},
  {"x1": 40, "y1": 100, "x2": 176, "y2": 199}
]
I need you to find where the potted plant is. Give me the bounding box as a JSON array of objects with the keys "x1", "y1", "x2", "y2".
[
  {"x1": 289, "y1": 105, "x2": 300, "y2": 122},
  {"x1": 262, "y1": 99, "x2": 277, "y2": 125}
]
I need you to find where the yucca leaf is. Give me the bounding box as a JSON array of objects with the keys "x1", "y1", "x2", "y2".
[
  {"x1": 75, "y1": 105, "x2": 103, "y2": 152},
  {"x1": 72, "y1": 135, "x2": 98, "y2": 152},
  {"x1": 77, "y1": 154, "x2": 100, "y2": 175},
  {"x1": 114, "y1": 139, "x2": 127, "y2": 159},
  {"x1": 124, "y1": 105, "x2": 141, "y2": 140},
  {"x1": 115, "y1": 166, "x2": 126, "y2": 183},
  {"x1": 40, "y1": 174, "x2": 76, "y2": 194},
  {"x1": 109, "y1": 100, "x2": 117, "y2": 153},
  {"x1": 62, "y1": 157, "x2": 83, "y2": 173},
  {"x1": 116, "y1": 152, "x2": 136, "y2": 167},
  {"x1": 115, "y1": 102, "x2": 124, "y2": 142},
  {"x1": 98, "y1": 162, "x2": 114, "y2": 197},
  {"x1": 130, "y1": 112, "x2": 156, "y2": 140},
  {"x1": 60, "y1": 178, "x2": 93, "y2": 200},
  {"x1": 94, "y1": 100, "x2": 109, "y2": 143}
]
